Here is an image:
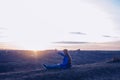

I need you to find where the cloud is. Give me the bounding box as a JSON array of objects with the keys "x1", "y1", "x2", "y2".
[
  {"x1": 70, "y1": 32, "x2": 87, "y2": 35},
  {"x1": 102, "y1": 35, "x2": 112, "y2": 38},
  {"x1": 0, "y1": 27, "x2": 6, "y2": 30},
  {"x1": 53, "y1": 41, "x2": 89, "y2": 44},
  {"x1": 56, "y1": 40, "x2": 120, "y2": 50},
  {"x1": 102, "y1": 35, "x2": 120, "y2": 38}
]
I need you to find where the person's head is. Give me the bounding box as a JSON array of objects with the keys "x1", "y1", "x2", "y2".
[{"x1": 63, "y1": 49, "x2": 68, "y2": 55}]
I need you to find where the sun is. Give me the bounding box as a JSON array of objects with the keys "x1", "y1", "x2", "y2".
[{"x1": 3, "y1": 0, "x2": 116, "y2": 50}]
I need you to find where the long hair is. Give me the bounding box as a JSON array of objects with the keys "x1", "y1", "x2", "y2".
[{"x1": 63, "y1": 49, "x2": 72, "y2": 64}]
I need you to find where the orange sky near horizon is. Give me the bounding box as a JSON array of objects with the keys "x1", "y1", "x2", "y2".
[{"x1": 0, "y1": 41, "x2": 120, "y2": 50}]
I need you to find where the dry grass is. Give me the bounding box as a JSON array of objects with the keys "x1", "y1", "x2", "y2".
[{"x1": 0, "y1": 50, "x2": 120, "y2": 80}]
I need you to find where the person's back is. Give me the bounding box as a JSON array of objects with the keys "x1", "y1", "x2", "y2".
[{"x1": 59, "y1": 49, "x2": 72, "y2": 69}]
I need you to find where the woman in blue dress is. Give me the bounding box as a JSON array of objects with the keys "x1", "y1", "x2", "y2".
[{"x1": 43, "y1": 49, "x2": 72, "y2": 69}]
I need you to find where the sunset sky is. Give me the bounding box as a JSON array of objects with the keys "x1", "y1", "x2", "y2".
[{"x1": 0, "y1": 0, "x2": 120, "y2": 50}]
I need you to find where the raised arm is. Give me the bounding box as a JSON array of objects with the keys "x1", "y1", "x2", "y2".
[{"x1": 57, "y1": 51, "x2": 65, "y2": 56}]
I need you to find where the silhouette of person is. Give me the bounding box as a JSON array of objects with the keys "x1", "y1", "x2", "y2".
[{"x1": 43, "y1": 49, "x2": 72, "y2": 69}]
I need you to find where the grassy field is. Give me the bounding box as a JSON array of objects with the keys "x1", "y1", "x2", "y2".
[{"x1": 0, "y1": 50, "x2": 120, "y2": 80}]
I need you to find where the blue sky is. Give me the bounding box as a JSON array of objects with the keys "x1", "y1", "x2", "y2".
[
  {"x1": 112, "y1": 0, "x2": 120, "y2": 6},
  {"x1": 0, "y1": 0, "x2": 120, "y2": 50}
]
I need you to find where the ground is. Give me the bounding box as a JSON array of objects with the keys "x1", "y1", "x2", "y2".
[{"x1": 0, "y1": 50, "x2": 120, "y2": 80}]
